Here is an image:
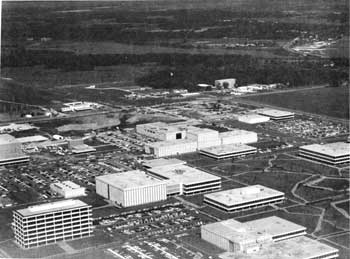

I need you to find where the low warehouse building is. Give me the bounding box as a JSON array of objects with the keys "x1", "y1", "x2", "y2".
[
  {"x1": 204, "y1": 185, "x2": 284, "y2": 212},
  {"x1": 95, "y1": 170, "x2": 167, "y2": 207},
  {"x1": 219, "y1": 129, "x2": 258, "y2": 145},
  {"x1": 200, "y1": 143, "x2": 257, "y2": 159},
  {"x1": 50, "y1": 181, "x2": 86, "y2": 198},
  {"x1": 256, "y1": 108, "x2": 294, "y2": 121},
  {"x1": 237, "y1": 114, "x2": 270, "y2": 124}
]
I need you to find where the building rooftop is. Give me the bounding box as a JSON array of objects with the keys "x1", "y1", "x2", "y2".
[
  {"x1": 237, "y1": 113, "x2": 270, "y2": 121},
  {"x1": 256, "y1": 109, "x2": 294, "y2": 118},
  {"x1": 219, "y1": 129, "x2": 257, "y2": 138},
  {"x1": 201, "y1": 144, "x2": 256, "y2": 156},
  {"x1": 51, "y1": 181, "x2": 83, "y2": 190},
  {"x1": 17, "y1": 199, "x2": 88, "y2": 217},
  {"x1": 220, "y1": 236, "x2": 338, "y2": 259},
  {"x1": 147, "y1": 164, "x2": 220, "y2": 185},
  {"x1": 142, "y1": 158, "x2": 186, "y2": 168},
  {"x1": 246, "y1": 216, "x2": 306, "y2": 237},
  {"x1": 204, "y1": 185, "x2": 284, "y2": 206},
  {"x1": 0, "y1": 134, "x2": 17, "y2": 145},
  {"x1": 16, "y1": 135, "x2": 48, "y2": 144},
  {"x1": 187, "y1": 126, "x2": 219, "y2": 135},
  {"x1": 300, "y1": 142, "x2": 350, "y2": 157},
  {"x1": 147, "y1": 139, "x2": 197, "y2": 148},
  {"x1": 138, "y1": 122, "x2": 186, "y2": 133},
  {"x1": 96, "y1": 170, "x2": 164, "y2": 189}
]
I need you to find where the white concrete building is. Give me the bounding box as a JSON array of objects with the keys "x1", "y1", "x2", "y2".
[
  {"x1": 299, "y1": 142, "x2": 350, "y2": 165},
  {"x1": 61, "y1": 102, "x2": 101, "y2": 112},
  {"x1": 215, "y1": 78, "x2": 237, "y2": 89},
  {"x1": 13, "y1": 199, "x2": 93, "y2": 248},
  {"x1": 16, "y1": 135, "x2": 48, "y2": 144},
  {"x1": 237, "y1": 114, "x2": 270, "y2": 124},
  {"x1": 256, "y1": 108, "x2": 294, "y2": 121},
  {"x1": 136, "y1": 122, "x2": 187, "y2": 141},
  {"x1": 0, "y1": 134, "x2": 29, "y2": 166},
  {"x1": 146, "y1": 164, "x2": 221, "y2": 196},
  {"x1": 187, "y1": 126, "x2": 221, "y2": 149},
  {"x1": 220, "y1": 236, "x2": 339, "y2": 259},
  {"x1": 95, "y1": 170, "x2": 167, "y2": 207},
  {"x1": 219, "y1": 130, "x2": 258, "y2": 145},
  {"x1": 142, "y1": 158, "x2": 187, "y2": 169},
  {"x1": 200, "y1": 143, "x2": 257, "y2": 159},
  {"x1": 145, "y1": 139, "x2": 197, "y2": 158},
  {"x1": 204, "y1": 185, "x2": 284, "y2": 212},
  {"x1": 201, "y1": 216, "x2": 306, "y2": 253},
  {"x1": 50, "y1": 181, "x2": 86, "y2": 198}
]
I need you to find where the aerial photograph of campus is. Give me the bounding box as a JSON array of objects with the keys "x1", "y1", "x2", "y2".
[{"x1": 0, "y1": 0, "x2": 349, "y2": 258}]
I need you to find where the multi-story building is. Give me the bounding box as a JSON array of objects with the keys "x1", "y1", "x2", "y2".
[
  {"x1": 200, "y1": 143, "x2": 257, "y2": 159},
  {"x1": 136, "y1": 122, "x2": 187, "y2": 141},
  {"x1": 237, "y1": 113, "x2": 270, "y2": 124},
  {"x1": 0, "y1": 134, "x2": 29, "y2": 166},
  {"x1": 186, "y1": 126, "x2": 221, "y2": 149},
  {"x1": 146, "y1": 164, "x2": 221, "y2": 196},
  {"x1": 12, "y1": 199, "x2": 93, "y2": 248},
  {"x1": 95, "y1": 170, "x2": 167, "y2": 207},
  {"x1": 203, "y1": 185, "x2": 284, "y2": 212},
  {"x1": 145, "y1": 139, "x2": 197, "y2": 158},
  {"x1": 219, "y1": 130, "x2": 258, "y2": 145},
  {"x1": 50, "y1": 181, "x2": 86, "y2": 198},
  {"x1": 256, "y1": 108, "x2": 294, "y2": 121},
  {"x1": 142, "y1": 158, "x2": 187, "y2": 169},
  {"x1": 299, "y1": 142, "x2": 350, "y2": 165}
]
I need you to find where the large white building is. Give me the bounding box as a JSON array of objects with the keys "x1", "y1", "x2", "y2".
[
  {"x1": 219, "y1": 130, "x2": 258, "y2": 145},
  {"x1": 200, "y1": 143, "x2": 257, "y2": 160},
  {"x1": 237, "y1": 114, "x2": 270, "y2": 124},
  {"x1": 145, "y1": 139, "x2": 197, "y2": 157},
  {"x1": 146, "y1": 164, "x2": 221, "y2": 196},
  {"x1": 50, "y1": 181, "x2": 86, "y2": 198},
  {"x1": 187, "y1": 126, "x2": 221, "y2": 149},
  {"x1": 95, "y1": 170, "x2": 167, "y2": 207},
  {"x1": 204, "y1": 185, "x2": 284, "y2": 212},
  {"x1": 61, "y1": 101, "x2": 101, "y2": 112},
  {"x1": 201, "y1": 216, "x2": 306, "y2": 253},
  {"x1": 256, "y1": 108, "x2": 294, "y2": 121},
  {"x1": 142, "y1": 158, "x2": 187, "y2": 169},
  {"x1": 136, "y1": 122, "x2": 187, "y2": 141},
  {"x1": 0, "y1": 134, "x2": 29, "y2": 166},
  {"x1": 299, "y1": 142, "x2": 350, "y2": 165},
  {"x1": 215, "y1": 78, "x2": 237, "y2": 89},
  {"x1": 12, "y1": 199, "x2": 93, "y2": 248},
  {"x1": 219, "y1": 236, "x2": 339, "y2": 259}
]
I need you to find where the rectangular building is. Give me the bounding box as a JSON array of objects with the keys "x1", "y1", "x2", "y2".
[
  {"x1": 256, "y1": 109, "x2": 294, "y2": 121},
  {"x1": 95, "y1": 170, "x2": 167, "y2": 207},
  {"x1": 219, "y1": 236, "x2": 339, "y2": 259},
  {"x1": 219, "y1": 130, "x2": 258, "y2": 145},
  {"x1": 50, "y1": 181, "x2": 86, "y2": 198},
  {"x1": 299, "y1": 142, "x2": 350, "y2": 165},
  {"x1": 136, "y1": 122, "x2": 187, "y2": 141},
  {"x1": 204, "y1": 185, "x2": 284, "y2": 212},
  {"x1": 215, "y1": 78, "x2": 237, "y2": 89},
  {"x1": 237, "y1": 114, "x2": 270, "y2": 124},
  {"x1": 0, "y1": 134, "x2": 29, "y2": 166},
  {"x1": 146, "y1": 164, "x2": 221, "y2": 196},
  {"x1": 142, "y1": 158, "x2": 187, "y2": 169},
  {"x1": 12, "y1": 199, "x2": 93, "y2": 248},
  {"x1": 145, "y1": 139, "x2": 197, "y2": 158},
  {"x1": 200, "y1": 144, "x2": 257, "y2": 159},
  {"x1": 186, "y1": 126, "x2": 221, "y2": 149}
]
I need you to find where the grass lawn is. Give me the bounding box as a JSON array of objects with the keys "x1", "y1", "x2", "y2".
[
  {"x1": 316, "y1": 179, "x2": 349, "y2": 191},
  {"x1": 244, "y1": 86, "x2": 349, "y2": 119}
]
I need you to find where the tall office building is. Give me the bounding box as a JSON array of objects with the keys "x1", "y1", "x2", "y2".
[
  {"x1": 12, "y1": 199, "x2": 93, "y2": 248},
  {"x1": 0, "y1": 134, "x2": 29, "y2": 166}
]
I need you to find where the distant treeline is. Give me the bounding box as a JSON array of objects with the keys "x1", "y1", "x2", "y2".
[{"x1": 1, "y1": 48, "x2": 348, "y2": 89}]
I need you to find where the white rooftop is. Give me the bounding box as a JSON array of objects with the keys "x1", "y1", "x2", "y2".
[
  {"x1": 96, "y1": 170, "x2": 164, "y2": 189},
  {"x1": 204, "y1": 185, "x2": 284, "y2": 206},
  {"x1": 51, "y1": 181, "x2": 82, "y2": 190},
  {"x1": 300, "y1": 142, "x2": 350, "y2": 157},
  {"x1": 257, "y1": 108, "x2": 294, "y2": 118},
  {"x1": 138, "y1": 122, "x2": 185, "y2": 133},
  {"x1": 147, "y1": 164, "x2": 221, "y2": 186},
  {"x1": 220, "y1": 236, "x2": 338, "y2": 259},
  {"x1": 237, "y1": 113, "x2": 270, "y2": 122},
  {"x1": 201, "y1": 143, "x2": 256, "y2": 156},
  {"x1": 147, "y1": 139, "x2": 196, "y2": 148},
  {"x1": 16, "y1": 135, "x2": 48, "y2": 144},
  {"x1": 17, "y1": 199, "x2": 88, "y2": 217},
  {"x1": 142, "y1": 158, "x2": 186, "y2": 168},
  {"x1": 0, "y1": 134, "x2": 17, "y2": 144}
]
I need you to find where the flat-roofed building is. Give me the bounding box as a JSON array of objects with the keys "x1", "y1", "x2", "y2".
[
  {"x1": 215, "y1": 78, "x2": 237, "y2": 89},
  {"x1": 16, "y1": 135, "x2": 48, "y2": 144},
  {"x1": 136, "y1": 122, "x2": 187, "y2": 141},
  {"x1": 256, "y1": 109, "x2": 294, "y2": 121},
  {"x1": 219, "y1": 130, "x2": 258, "y2": 145},
  {"x1": 146, "y1": 164, "x2": 221, "y2": 196},
  {"x1": 299, "y1": 142, "x2": 350, "y2": 165},
  {"x1": 200, "y1": 144, "x2": 257, "y2": 159},
  {"x1": 145, "y1": 139, "x2": 197, "y2": 157},
  {"x1": 237, "y1": 114, "x2": 270, "y2": 124},
  {"x1": 186, "y1": 126, "x2": 221, "y2": 149},
  {"x1": 68, "y1": 138, "x2": 96, "y2": 154},
  {"x1": 12, "y1": 199, "x2": 93, "y2": 248},
  {"x1": 0, "y1": 134, "x2": 29, "y2": 166},
  {"x1": 50, "y1": 181, "x2": 86, "y2": 198},
  {"x1": 142, "y1": 158, "x2": 186, "y2": 169},
  {"x1": 219, "y1": 236, "x2": 339, "y2": 259},
  {"x1": 204, "y1": 185, "x2": 284, "y2": 212},
  {"x1": 95, "y1": 170, "x2": 167, "y2": 207}
]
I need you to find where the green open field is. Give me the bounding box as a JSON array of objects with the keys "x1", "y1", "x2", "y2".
[{"x1": 244, "y1": 86, "x2": 349, "y2": 119}]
